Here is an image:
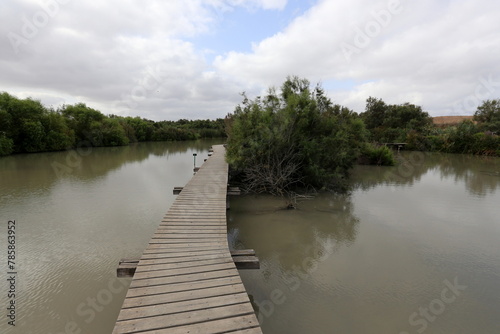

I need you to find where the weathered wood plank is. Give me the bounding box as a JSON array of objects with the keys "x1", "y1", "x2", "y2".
[
  {"x1": 118, "y1": 254, "x2": 259, "y2": 277},
  {"x1": 123, "y1": 283, "x2": 247, "y2": 308},
  {"x1": 126, "y1": 275, "x2": 242, "y2": 299},
  {"x1": 233, "y1": 256, "x2": 260, "y2": 269},
  {"x1": 142, "y1": 246, "x2": 226, "y2": 253},
  {"x1": 231, "y1": 249, "x2": 256, "y2": 257},
  {"x1": 133, "y1": 262, "x2": 236, "y2": 280},
  {"x1": 139, "y1": 253, "x2": 228, "y2": 266},
  {"x1": 114, "y1": 303, "x2": 256, "y2": 333},
  {"x1": 116, "y1": 292, "x2": 249, "y2": 321},
  {"x1": 151, "y1": 232, "x2": 226, "y2": 237},
  {"x1": 115, "y1": 314, "x2": 261, "y2": 334},
  {"x1": 128, "y1": 268, "x2": 239, "y2": 288},
  {"x1": 136, "y1": 257, "x2": 233, "y2": 273},
  {"x1": 117, "y1": 264, "x2": 137, "y2": 278}
]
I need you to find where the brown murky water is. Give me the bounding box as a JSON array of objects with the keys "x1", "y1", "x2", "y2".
[
  {"x1": 1, "y1": 147, "x2": 499, "y2": 334},
  {"x1": 228, "y1": 151, "x2": 500, "y2": 334},
  {"x1": 0, "y1": 140, "x2": 219, "y2": 334}
]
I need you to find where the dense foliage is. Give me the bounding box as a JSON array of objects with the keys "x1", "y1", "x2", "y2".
[
  {"x1": 359, "y1": 144, "x2": 396, "y2": 166},
  {"x1": 396, "y1": 99, "x2": 500, "y2": 156},
  {"x1": 359, "y1": 97, "x2": 500, "y2": 156},
  {"x1": 0, "y1": 92, "x2": 225, "y2": 156},
  {"x1": 405, "y1": 120, "x2": 500, "y2": 156},
  {"x1": 361, "y1": 97, "x2": 432, "y2": 143},
  {"x1": 474, "y1": 99, "x2": 500, "y2": 133},
  {"x1": 225, "y1": 77, "x2": 368, "y2": 194}
]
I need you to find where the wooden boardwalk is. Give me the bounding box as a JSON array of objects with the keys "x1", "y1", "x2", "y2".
[{"x1": 112, "y1": 145, "x2": 262, "y2": 334}]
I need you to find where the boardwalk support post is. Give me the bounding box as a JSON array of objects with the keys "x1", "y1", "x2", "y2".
[{"x1": 117, "y1": 250, "x2": 259, "y2": 277}]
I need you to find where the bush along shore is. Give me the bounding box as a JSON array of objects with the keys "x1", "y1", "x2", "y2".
[{"x1": 0, "y1": 91, "x2": 225, "y2": 156}]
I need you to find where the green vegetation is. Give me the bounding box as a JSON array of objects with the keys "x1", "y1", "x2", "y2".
[
  {"x1": 406, "y1": 120, "x2": 500, "y2": 156},
  {"x1": 3, "y1": 78, "x2": 498, "y2": 195},
  {"x1": 0, "y1": 92, "x2": 225, "y2": 156},
  {"x1": 226, "y1": 77, "x2": 499, "y2": 197},
  {"x1": 474, "y1": 99, "x2": 500, "y2": 133},
  {"x1": 361, "y1": 97, "x2": 432, "y2": 143},
  {"x1": 358, "y1": 97, "x2": 499, "y2": 157},
  {"x1": 359, "y1": 144, "x2": 396, "y2": 166},
  {"x1": 225, "y1": 76, "x2": 373, "y2": 195},
  {"x1": 396, "y1": 99, "x2": 500, "y2": 156}
]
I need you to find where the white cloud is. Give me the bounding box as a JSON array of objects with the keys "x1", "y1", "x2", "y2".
[
  {"x1": 215, "y1": 0, "x2": 500, "y2": 115},
  {"x1": 0, "y1": 0, "x2": 499, "y2": 120}
]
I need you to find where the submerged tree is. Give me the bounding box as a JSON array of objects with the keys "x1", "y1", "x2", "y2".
[{"x1": 225, "y1": 76, "x2": 367, "y2": 199}]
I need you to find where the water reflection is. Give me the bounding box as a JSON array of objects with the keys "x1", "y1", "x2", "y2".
[
  {"x1": 0, "y1": 139, "x2": 221, "y2": 334},
  {"x1": 228, "y1": 192, "x2": 359, "y2": 278},
  {"x1": 350, "y1": 151, "x2": 500, "y2": 197},
  {"x1": 228, "y1": 151, "x2": 500, "y2": 334},
  {"x1": 0, "y1": 139, "x2": 222, "y2": 198}
]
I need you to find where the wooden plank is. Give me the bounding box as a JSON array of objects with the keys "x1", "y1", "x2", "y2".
[
  {"x1": 117, "y1": 292, "x2": 249, "y2": 321},
  {"x1": 126, "y1": 275, "x2": 242, "y2": 298},
  {"x1": 117, "y1": 264, "x2": 137, "y2": 278},
  {"x1": 143, "y1": 245, "x2": 226, "y2": 252},
  {"x1": 231, "y1": 249, "x2": 256, "y2": 257},
  {"x1": 117, "y1": 250, "x2": 259, "y2": 277},
  {"x1": 114, "y1": 303, "x2": 255, "y2": 333},
  {"x1": 152, "y1": 232, "x2": 226, "y2": 237},
  {"x1": 123, "y1": 283, "x2": 247, "y2": 308},
  {"x1": 234, "y1": 256, "x2": 260, "y2": 270},
  {"x1": 119, "y1": 258, "x2": 140, "y2": 264},
  {"x1": 116, "y1": 314, "x2": 261, "y2": 334},
  {"x1": 148, "y1": 239, "x2": 226, "y2": 245},
  {"x1": 136, "y1": 257, "x2": 233, "y2": 273},
  {"x1": 139, "y1": 254, "x2": 228, "y2": 266},
  {"x1": 132, "y1": 262, "x2": 236, "y2": 280},
  {"x1": 121, "y1": 250, "x2": 256, "y2": 262},
  {"x1": 155, "y1": 228, "x2": 227, "y2": 232},
  {"x1": 147, "y1": 241, "x2": 227, "y2": 247},
  {"x1": 129, "y1": 268, "x2": 238, "y2": 288}
]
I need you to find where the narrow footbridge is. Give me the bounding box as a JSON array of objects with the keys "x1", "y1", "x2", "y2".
[{"x1": 112, "y1": 145, "x2": 262, "y2": 334}]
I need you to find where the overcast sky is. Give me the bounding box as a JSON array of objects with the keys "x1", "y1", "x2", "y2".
[{"x1": 1, "y1": 0, "x2": 499, "y2": 121}]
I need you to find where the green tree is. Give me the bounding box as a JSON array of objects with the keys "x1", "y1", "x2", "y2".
[
  {"x1": 0, "y1": 92, "x2": 48, "y2": 152},
  {"x1": 362, "y1": 97, "x2": 387, "y2": 130},
  {"x1": 41, "y1": 111, "x2": 75, "y2": 151},
  {"x1": 21, "y1": 120, "x2": 45, "y2": 152},
  {"x1": 361, "y1": 97, "x2": 431, "y2": 142},
  {"x1": 226, "y1": 76, "x2": 367, "y2": 196},
  {"x1": 99, "y1": 118, "x2": 129, "y2": 146},
  {"x1": 60, "y1": 103, "x2": 105, "y2": 145},
  {"x1": 0, "y1": 133, "x2": 13, "y2": 156},
  {"x1": 474, "y1": 99, "x2": 500, "y2": 133}
]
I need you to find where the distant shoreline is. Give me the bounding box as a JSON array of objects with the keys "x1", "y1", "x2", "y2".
[{"x1": 432, "y1": 115, "x2": 474, "y2": 125}]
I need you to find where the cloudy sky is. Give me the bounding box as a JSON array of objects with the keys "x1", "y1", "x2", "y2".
[{"x1": 1, "y1": 0, "x2": 499, "y2": 121}]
